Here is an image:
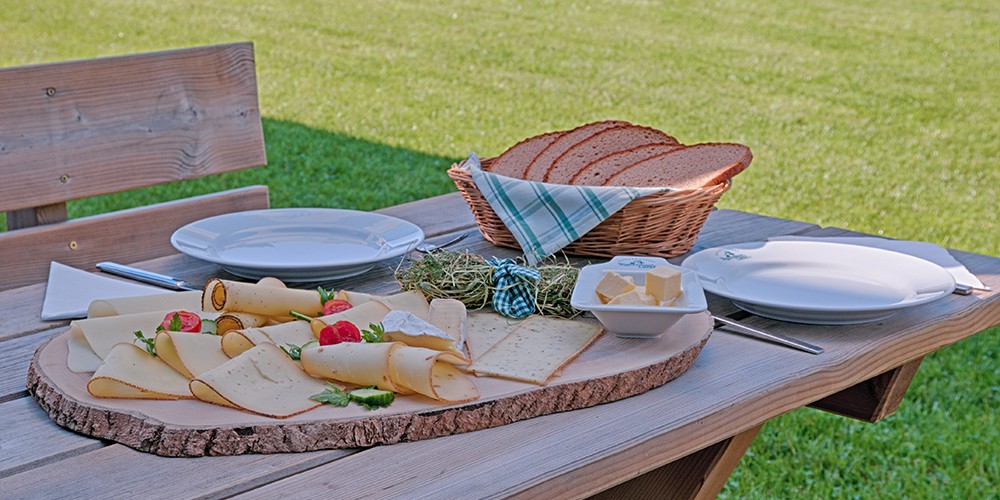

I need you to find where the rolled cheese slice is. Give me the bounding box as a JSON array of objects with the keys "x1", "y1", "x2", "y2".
[
  {"x1": 300, "y1": 342, "x2": 409, "y2": 393},
  {"x1": 388, "y1": 346, "x2": 479, "y2": 403},
  {"x1": 87, "y1": 291, "x2": 202, "y2": 318},
  {"x1": 310, "y1": 300, "x2": 391, "y2": 338},
  {"x1": 154, "y1": 331, "x2": 230, "y2": 379},
  {"x1": 190, "y1": 343, "x2": 329, "y2": 419},
  {"x1": 202, "y1": 278, "x2": 323, "y2": 317},
  {"x1": 215, "y1": 311, "x2": 270, "y2": 335},
  {"x1": 221, "y1": 320, "x2": 315, "y2": 358},
  {"x1": 334, "y1": 290, "x2": 430, "y2": 320},
  {"x1": 301, "y1": 342, "x2": 478, "y2": 403},
  {"x1": 87, "y1": 343, "x2": 193, "y2": 399}
]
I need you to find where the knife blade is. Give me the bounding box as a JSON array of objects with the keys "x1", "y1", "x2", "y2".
[{"x1": 96, "y1": 262, "x2": 199, "y2": 291}]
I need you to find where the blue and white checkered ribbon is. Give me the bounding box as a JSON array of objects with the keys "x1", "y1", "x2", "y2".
[
  {"x1": 464, "y1": 153, "x2": 668, "y2": 265},
  {"x1": 488, "y1": 257, "x2": 540, "y2": 318}
]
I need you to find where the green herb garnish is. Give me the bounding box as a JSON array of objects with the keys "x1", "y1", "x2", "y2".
[
  {"x1": 280, "y1": 340, "x2": 318, "y2": 360},
  {"x1": 318, "y1": 286, "x2": 336, "y2": 304},
  {"x1": 361, "y1": 322, "x2": 385, "y2": 343},
  {"x1": 134, "y1": 330, "x2": 156, "y2": 356},
  {"x1": 309, "y1": 383, "x2": 350, "y2": 407}
]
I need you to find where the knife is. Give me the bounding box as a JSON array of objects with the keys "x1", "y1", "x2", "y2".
[{"x1": 96, "y1": 262, "x2": 200, "y2": 291}]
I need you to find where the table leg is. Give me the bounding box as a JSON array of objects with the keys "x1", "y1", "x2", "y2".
[
  {"x1": 590, "y1": 423, "x2": 764, "y2": 500},
  {"x1": 808, "y1": 357, "x2": 924, "y2": 423}
]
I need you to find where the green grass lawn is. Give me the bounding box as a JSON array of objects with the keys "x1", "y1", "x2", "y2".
[{"x1": 2, "y1": 0, "x2": 997, "y2": 497}]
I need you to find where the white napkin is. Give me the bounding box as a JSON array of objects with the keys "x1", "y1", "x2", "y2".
[
  {"x1": 41, "y1": 261, "x2": 172, "y2": 320},
  {"x1": 770, "y1": 236, "x2": 989, "y2": 290}
]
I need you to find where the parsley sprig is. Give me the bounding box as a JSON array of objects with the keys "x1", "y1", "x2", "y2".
[
  {"x1": 361, "y1": 322, "x2": 385, "y2": 343},
  {"x1": 309, "y1": 384, "x2": 394, "y2": 410},
  {"x1": 134, "y1": 330, "x2": 156, "y2": 356},
  {"x1": 280, "y1": 340, "x2": 318, "y2": 360}
]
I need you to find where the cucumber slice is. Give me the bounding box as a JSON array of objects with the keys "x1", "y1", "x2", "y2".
[
  {"x1": 200, "y1": 319, "x2": 218, "y2": 335},
  {"x1": 349, "y1": 388, "x2": 394, "y2": 408}
]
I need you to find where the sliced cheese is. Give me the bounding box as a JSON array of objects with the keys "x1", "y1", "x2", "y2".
[
  {"x1": 190, "y1": 343, "x2": 328, "y2": 418},
  {"x1": 646, "y1": 266, "x2": 682, "y2": 304},
  {"x1": 428, "y1": 298, "x2": 467, "y2": 352},
  {"x1": 381, "y1": 310, "x2": 467, "y2": 360},
  {"x1": 87, "y1": 291, "x2": 202, "y2": 318},
  {"x1": 470, "y1": 316, "x2": 603, "y2": 385},
  {"x1": 215, "y1": 311, "x2": 270, "y2": 335},
  {"x1": 595, "y1": 271, "x2": 635, "y2": 304},
  {"x1": 68, "y1": 309, "x2": 178, "y2": 372},
  {"x1": 465, "y1": 312, "x2": 522, "y2": 361},
  {"x1": 87, "y1": 343, "x2": 193, "y2": 399},
  {"x1": 154, "y1": 331, "x2": 230, "y2": 379}
]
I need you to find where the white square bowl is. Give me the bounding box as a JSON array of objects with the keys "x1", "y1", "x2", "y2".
[{"x1": 571, "y1": 256, "x2": 708, "y2": 338}]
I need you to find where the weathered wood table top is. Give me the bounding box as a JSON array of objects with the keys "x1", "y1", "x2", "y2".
[{"x1": 1, "y1": 193, "x2": 997, "y2": 499}]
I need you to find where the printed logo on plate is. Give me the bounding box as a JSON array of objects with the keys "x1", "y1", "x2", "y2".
[
  {"x1": 615, "y1": 258, "x2": 657, "y2": 269},
  {"x1": 716, "y1": 249, "x2": 750, "y2": 261}
]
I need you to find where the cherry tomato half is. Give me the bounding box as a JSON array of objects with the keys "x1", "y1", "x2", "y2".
[
  {"x1": 159, "y1": 311, "x2": 202, "y2": 333},
  {"x1": 322, "y1": 299, "x2": 353, "y2": 316},
  {"x1": 319, "y1": 320, "x2": 362, "y2": 345}
]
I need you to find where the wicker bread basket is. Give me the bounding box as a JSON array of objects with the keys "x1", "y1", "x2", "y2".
[{"x1": 448, "y1": 156, "x2": 731, "y2": 259}]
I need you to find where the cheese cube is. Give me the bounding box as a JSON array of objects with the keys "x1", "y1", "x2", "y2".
[
  {"x1": 595, "y1": 271, "x2": 636, "y2": 304},
  {"x1": 608, "y1": 286, "x2": 658, "y2": 306},
  {"x1": 646, "y1": 266, "x2": 682, "y2": 304}
]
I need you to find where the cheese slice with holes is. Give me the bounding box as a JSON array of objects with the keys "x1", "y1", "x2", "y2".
[
  {"x1": 190, "y1": 343, "x2": 328, "y2": 418},
  {"x1": 470, "y1": 316, "x2": 603, "y2": 385}
]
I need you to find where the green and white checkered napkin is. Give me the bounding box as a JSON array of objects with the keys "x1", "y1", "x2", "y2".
[{"x1": 464, "y1": 153, "x2": 669, "y2": 265}]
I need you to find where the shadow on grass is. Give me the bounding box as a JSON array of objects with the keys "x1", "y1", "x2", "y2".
[{"x1": 1, "y1": 118, "x2": 464, "y2": 230}]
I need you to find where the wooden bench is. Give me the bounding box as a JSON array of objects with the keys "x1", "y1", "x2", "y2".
[{"x1": 0, "y1": 42, "x2": 269, "y2": 291}]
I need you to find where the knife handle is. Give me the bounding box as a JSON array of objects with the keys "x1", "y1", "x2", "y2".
[{"x1": 96, "y1": 262, "x2": 197, "y2": 291}]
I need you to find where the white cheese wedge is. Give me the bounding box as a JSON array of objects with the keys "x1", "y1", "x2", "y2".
[
  {"x1": 646, "y1": 266, "x2": 682, "y2": 304},
  {"x1": 595, "y1": 271, "x2": 636, "y2": 304},
  {"x1": 381, "y1": 310, "x2": 466, "y2": 359}
]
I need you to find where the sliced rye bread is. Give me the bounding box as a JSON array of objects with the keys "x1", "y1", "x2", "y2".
[
  {"x1": 544, "y1": 125, "x2": 681, "y2": 183},
  {"x1": 522, "y1": 120, "x2": 632, "y2": 181},
  {"x1": 488, "y1": 130, "x2": 565, "y2": 178},
  {"x1": 569, "y1": 142, "x2": 684, "y2": 186},
  {"x1": 603, "y1": 142, "x2": 752, "y2": 189}
]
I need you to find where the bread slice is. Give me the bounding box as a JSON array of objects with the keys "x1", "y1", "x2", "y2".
[
  {"x1": 545, "y1": 125, "x2": 680, "y2": 184},
  {"x1": 569, "y1": 143, "x2": 683, "y2": 186},
  {"x1": 522, "y1": 120, "x2": 632, "y2": 181},
  {"x1": 488, "y1": 130, "x2": 564, "y2": 179},
  {"x1": 604, "y1": 143, "x2": 752, "y2": 189}
]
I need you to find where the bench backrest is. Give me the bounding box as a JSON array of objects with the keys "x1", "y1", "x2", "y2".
[{"x1": 0, "y1": 42, "x2": 270, "y2": 291}]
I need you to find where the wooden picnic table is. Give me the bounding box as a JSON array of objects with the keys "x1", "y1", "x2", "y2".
[{"x1": 1, "y1": 192, "x2": 997, "y2": 499}]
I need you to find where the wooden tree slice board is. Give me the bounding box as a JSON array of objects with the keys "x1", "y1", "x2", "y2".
[{"x1": 27, "y1": 312, "x2": 713, "y2": 457}]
